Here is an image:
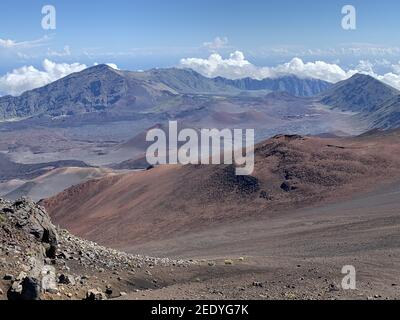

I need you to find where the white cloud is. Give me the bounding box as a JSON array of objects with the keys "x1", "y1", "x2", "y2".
[
  {"x1": 181, "y1": 51, "x2": 255, "y2": 79},
  {"x1": 378, "y1": 72, "x2": 400, "y2": 91},
  {"x1": 105, "y1": 63, "x2": 119, "y2": 70},
  {"x1": 0, "y1": 36, "x2": 50, "y2": 50},
  {"x1": 180, "y1": 51, "x2": 400, "y2": 90},
  {"x1": 255, "y1": 44, "x2": 400, "y2": 59},
  {"x1": 203, "y1": 37, "x2": 229, "y2": 51},
  {"x1": 271, "y1": 58, "x2": 356, "y2": 83},
  {"x1": 391, "y1": 61, "x2": 400, "y2": 74},
  {"x1": 180, "y1": 51, "x2": 356, "y2": 83},
  {"x1": 357, "y1": 61, "x2": 400, "y2": 91},
  {"x1": 0, "y1": 39, "x2": 17, "y2": 48},
  {"x1": 355, "y1": 60, "x2": 375, "y2": 74},
  {"x1": 47, "y1": 45, "x2": 71, "y2": 57},
  {"x1": 0, "y1": 59, "x2": 87, "y2": 96}
]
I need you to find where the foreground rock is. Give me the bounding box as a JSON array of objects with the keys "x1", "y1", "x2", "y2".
[
  {"x1": 5, "y1": 198, "x2": 58, "y2": 258},
  {"x1": 0, "y1": 198, "x2": 192, "y2": 300},
  {"x1": 7, "y1": 273, "x2": 40, "y2": 301},
  {"x1": 85, "y1": 289, "x2": 107, "y2": 301}
]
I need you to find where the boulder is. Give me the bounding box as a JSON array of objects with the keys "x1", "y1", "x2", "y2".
[
  {"x1": 7, "y1": 273, "x2": 41, "y2": 301},
  {"x1": 3, "y1": 274, "x2": 14, "y2": 281},
  {"x1": 280, "y1": 181, "x2": 297, "y2": 192},
  {"x1": 105, "y1": 286, "x2": 113, "y2": 295},
  {"x1": 85, "y1": 289, "x2": 107, "y2": 300},
  {"x1": 41, "y1": 266, "x2": 58, "y2": 294},
  {"x1": 13, "y1": 199, "x2": 58, "y2": 243},
  {"x1": 58, "y1": 274, "x2": 76, "y2": 285},
  {"x1": 9, "y1": 199, "x2": 58, "y2": 258}
]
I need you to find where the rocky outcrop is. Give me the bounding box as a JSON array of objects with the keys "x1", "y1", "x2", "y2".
[
  {"x1": 1, "y1": 198, "x2": 59, "y2": 300},
  {"x1": 0, "y1": 197, "x2": 192, "y2": 300},
  {"x1": 7, "y1": 272, "x2": 41, "y2": 301},
  {"x1": 3, "y1": 198, "x2": 58, "y2": 259}
]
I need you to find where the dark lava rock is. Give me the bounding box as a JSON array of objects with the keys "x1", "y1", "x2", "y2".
[
  {"x1": 8, "y1": 276, "x2": 41, "y2": 301},
  {"x1": 280, "y1": 181, "x2": 297, "y2": 192},
  {"x1": 3, "y1": 274, "x2": 14, "y2": 281}
]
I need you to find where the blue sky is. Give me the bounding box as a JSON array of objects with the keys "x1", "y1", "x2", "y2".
[
  {"x1": 1, "y1": 0, "x2": 400, "y2": 95},
  {"x1": 1, "y1": 0, "x2": 400, "y2": 68}
]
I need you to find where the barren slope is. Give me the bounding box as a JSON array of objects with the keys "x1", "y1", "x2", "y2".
[{"x1": 42, "y1": 131, "x2": 400, "y2": 250}]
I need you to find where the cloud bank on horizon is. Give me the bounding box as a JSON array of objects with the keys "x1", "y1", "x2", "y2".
[
  {"x1": 1, "y1": 51, "x2": 400, "y2": 96},
  {"x1": 180, "y1": 51, "x2": 400, "y2": 90},
  {"x1": 181, "y1": 51, "x2": 355, "y2": 83}
]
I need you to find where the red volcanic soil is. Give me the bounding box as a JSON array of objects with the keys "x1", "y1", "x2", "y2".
[{"x1": 42, "y1": 131, "x2": 400, "y2": 250}]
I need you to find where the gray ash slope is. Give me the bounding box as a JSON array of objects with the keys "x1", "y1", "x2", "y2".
[{"x1": 362, "y1": 95, "x2": 400, "y2": 129}]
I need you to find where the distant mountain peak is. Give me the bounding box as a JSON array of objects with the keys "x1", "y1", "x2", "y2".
[
  {"x1": 79, "y1": 64, "x2": 119, "y2": 75},
  {"x1": 92, "y1": 64, "x2": 113, "y2": 70},
  {"x1": 319, "y1": 73, "x2": 399, "y2": 113},
  {"x1": 348, "y1": 73, "x2": 375, "y2": 81},
  {"x1": 344, "y1": 73, "x2": 394, "y2": 88}
]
